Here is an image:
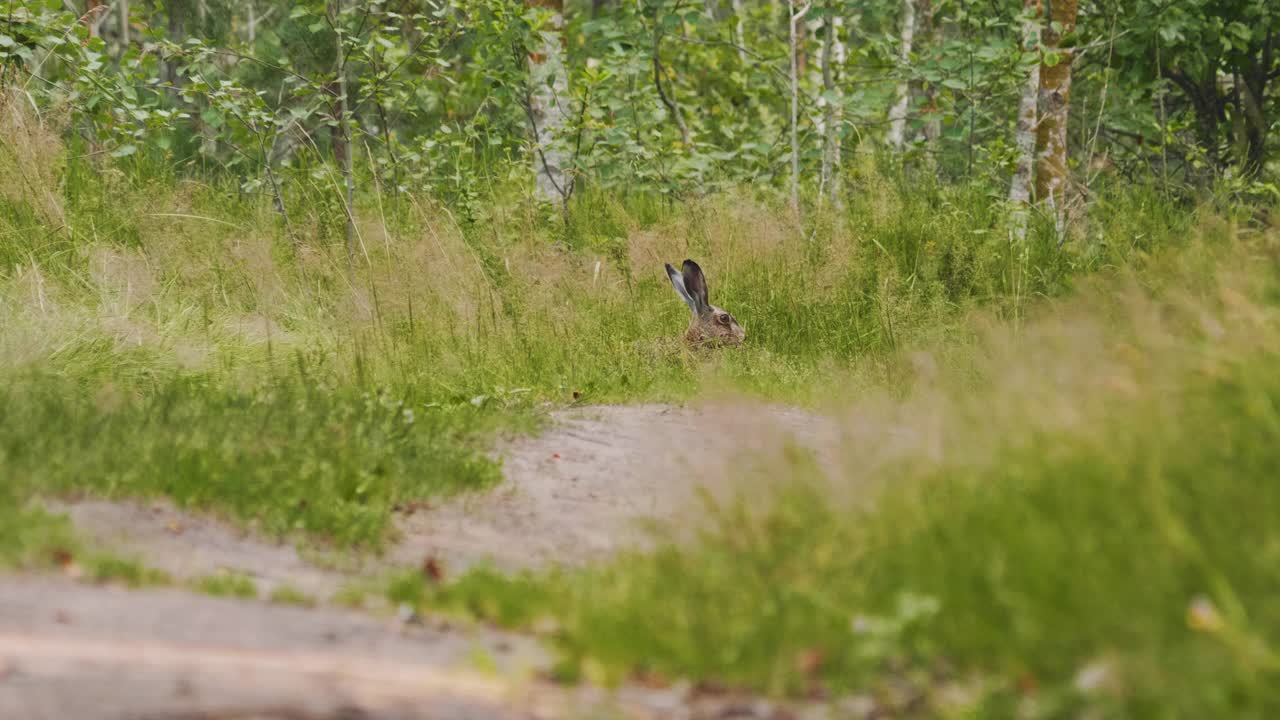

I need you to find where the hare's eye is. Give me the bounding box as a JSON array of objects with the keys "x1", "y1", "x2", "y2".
[{"x1": 718, "y1": 313, "x2": 731, "y2": 325}]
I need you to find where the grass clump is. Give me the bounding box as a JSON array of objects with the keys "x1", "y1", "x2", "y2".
[
  {"x1": 388, "y1": 563, "x2": 559, "y2": 629},
  {"x1": 269, "y1": 585, "x2": 317, "y2": 608},
  {"x1": 0, "y1": 502, "x2": 78, "y2": 570},
  {"x1": 330, "y1": 583, "x2": 371, "y2": 610},
  {"x1": 196, "y1": 571, "x2": 259, "y2": 599},
  {"x1": 83, "y1": 555, "x2": 173, "y2": 588},
  {"x1": 0, "y1": 498, "x2": 170, "y2": 587}
]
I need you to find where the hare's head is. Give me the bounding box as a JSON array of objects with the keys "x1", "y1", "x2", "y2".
[{"x1": 665, "y1": 259, "x2": 745, "y2": 348}]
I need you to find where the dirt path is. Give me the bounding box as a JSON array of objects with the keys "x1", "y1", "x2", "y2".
[
  {"x1": 0, "y1": 577, "x2": 553, "y2": 720},
  {"x1": 392, "y1": 402, "x2": 843, "y2": 573},
  {"x1": 52, "y1": 499, "x2": 351, "y2": 599},
  {"x1": 55, "y1": 402, "x2": 843, "y2": 588},
  {"x1": 0, "y1": 577, "x2": 829, "y2": 719},
  {"x1": 12, "y1": 402, "x2": 847, "y2": 719}
]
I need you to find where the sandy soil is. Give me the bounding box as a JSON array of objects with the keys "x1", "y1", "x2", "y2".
[
  {"x1": 1, "y1": 577, "x2": 828, "y2": 719},
  {"x1": 0, "y1": 577, "x2": 550, "y2": 720},
  {"x1": 51, "y1": 499, "x2": 354, "y2": 598},
  {"x1": 392, "y1": 402, "x2": 843, "y2": 574}
]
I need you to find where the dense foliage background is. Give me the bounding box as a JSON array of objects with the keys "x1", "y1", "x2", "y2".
[{"x1": 3, "y1": 0, "x2": 1276, "y2": 224}]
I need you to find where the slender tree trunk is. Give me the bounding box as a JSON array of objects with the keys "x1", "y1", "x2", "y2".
[
  {"x1": 260, "y1": 133, "x2": 298, "y2": 255},
  {"x1": 84, "y1": 0, "x2": 106, "y2": 38},
  {"x1": 118, "y1": 0, "x2": 129, "y2": 47},
  {"x1": 1009, "y1": 0, "x2": 1041, "y2": 241},
  {"x1": 795, "y1": 12, "x2": 808, "y2": 78},
  {"x1": 334, "y1": 0, "x2": 356, "y2": 271},
  {"x1": 886, "y1": 0, "x2": 915, "y2": 150},
  {"x1": 165, "y1": 4, "x2": 183, "y2": 86},
  {"x1": 1034, "y1": 0, "x2": 1078, "y2": 237},
  {"x1": 788, "y1": 0, "x2": 811, "y2": 218},
  {"x1": 731, "y1": 0, "x2": 747, "y2": 62},
  {"x1": 1238, "y1": 66, "x2": 1268, "y2": 178},
  {"x1": 247, "y1": 0, "x2": 257, "y2": 44},
  {"x1": 525, "y1": 0, "x2": 572, "y2": 210},
  {"x1": 378, "y1": 102, "x2": 401, "y2": 216},
  {"x1": 820, "y1": 13, "x2": 844, "y2": 206},
  {"x1": 808, "y1": 15, "x2": 824, "y2": 129},
  {"x1": 918, "y1": 0, "x2": 940, "y2": 159}
]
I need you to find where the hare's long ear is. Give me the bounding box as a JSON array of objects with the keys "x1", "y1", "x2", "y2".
[
  {"x1": 681, "y1": 259, "x2": 710, "y2": 314},
  {"x1": 665, "y1": 263, "x2": 698, "y2": 314}
]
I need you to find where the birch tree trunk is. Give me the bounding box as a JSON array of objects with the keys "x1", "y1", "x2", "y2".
[
  {"x1": 1034, "y1": 0, "x2": 1078, "y2": 236},
  {"x1": 820, "y1": 13, "x2": 845, "y2": 206},
  {"x1": 1008, "y1": 0, "x2": 1041, "y2": 241},
  {"x1": 886, "y1": 0, "x2": 915, "y2": 150},
  {"x1": 118, "y1": 0, "x2": 129, "y2": 46},
  {"x1": 334, "y1": 0, "x2": 356, "y2": 272},
  {"x1": 731, "y1": 0, "x2": 747, "y2": 63},
  {"x1": 525, "y1": 0, "x2": 572, "y2": 209},
  {"x1": 788, "y1": 0, "x2": 811, "y2": 218},
  {"x1": 808, "y1": 15, "x2": 824, "y2": 131},
  {"x1": 84, "y1": 0, "x2": 109, "y2": 38},
  {"x1": 165, "y1": 4, "x2": 183, "y2": 86},
  {"x1": 918, "y1": 0, "x2": 940, "y2": 158}
]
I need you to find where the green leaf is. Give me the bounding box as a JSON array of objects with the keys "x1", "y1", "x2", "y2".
[
  {"x1": 200, "y1": 108, "x2": 224, "y2": 128},
  {"x1": 111, "y1": 145, "x2": 138, "y2": 158}
]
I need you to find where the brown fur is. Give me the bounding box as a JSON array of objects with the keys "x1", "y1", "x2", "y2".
[{"x1": 665, "y1": 259, "x2": 745, "y2": 348}]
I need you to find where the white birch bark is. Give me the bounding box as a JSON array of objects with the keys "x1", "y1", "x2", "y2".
[
  {"x1": 886, "y1": 0, "x2": 916, "y2": 150},
  {"x1": 808, "y1": 15, "x2": 824, "y2": 132},
  {"x1": 1008, "y1": 0, "x2": 1041, "y2": 241},
  {"x1": 820, "y1": 14, "x2": 845, "y2": 205},
  {"x1": 731, "y1": 0, "x2": 747, "y2": 62},
  {"x1": 1034, "y1": 0, "x2": 1077, "y2": 238},
  {"x1": 333, "y1": 0, "x2": 356, "y2": 271},
  {"x1": 119, "y1": 0, "x2": 130, "y2": 46},
  {"x1": 919, "y1": 0, "x2": 940, "y2": 156},
  {"x1": 527, "y1": 6, "x2": 571, "y2": 204},
  {"x1": 788, "y1": 0, "x2": 811, "y2": 217}
]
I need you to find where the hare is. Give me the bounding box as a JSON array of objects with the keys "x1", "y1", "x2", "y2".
[{"x1": 665, "y1": 259, "x2": 745, "y2": 347}]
